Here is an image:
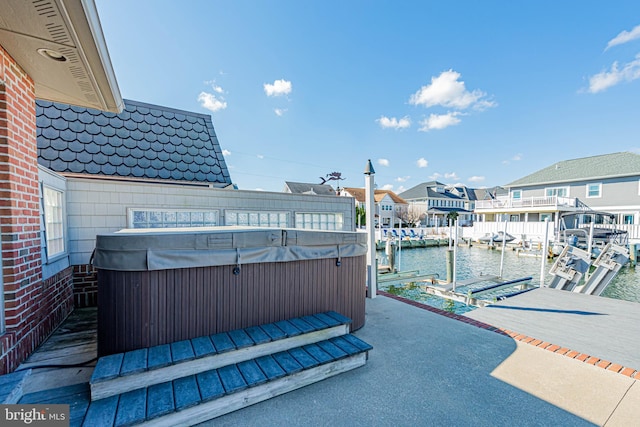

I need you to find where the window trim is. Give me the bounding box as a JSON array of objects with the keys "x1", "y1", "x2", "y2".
[
  {"x1": 585, "y1": 182, "x2": 602, "y2": 199},
  {"x1": 42, "y1": 184, "x2": 67, "y2": 262},
  {"x1": 511, "y1": 190, "x2": 522, "y2": 200},
  {"x1": 545, "y1": 186, "x2": 570, "y2": 198},
  {"x1": 225, "y1": 210, "x2": 290, "y2": 228}
]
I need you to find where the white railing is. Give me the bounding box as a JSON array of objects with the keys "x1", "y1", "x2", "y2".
[{"x1": 475, "y1": 196, "x2": 578, "y2": 210}]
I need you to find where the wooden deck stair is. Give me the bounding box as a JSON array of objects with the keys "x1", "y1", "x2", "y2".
[{"x1": 81, "y1": 311, "x2": 372, "y2": 426}]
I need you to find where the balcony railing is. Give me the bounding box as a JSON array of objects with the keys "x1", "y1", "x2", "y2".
[{"x1": 475, "y1": 196, "x2": 578, "y2": 210}]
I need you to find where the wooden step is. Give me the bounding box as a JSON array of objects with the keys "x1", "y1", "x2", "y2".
[
  {"x1": 82, "y1": 334, "x2": 372, "y2": 426},
  {"x1": 90, "y1": 311, "x2": 352, "y2": 401}
]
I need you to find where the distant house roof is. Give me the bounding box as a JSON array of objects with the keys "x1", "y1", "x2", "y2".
[
  {"x1": 398, "y1": 181, "x2": 446, "y2": 200},
  {"x1": 283, "y1": 181, "x2": 335, "y2": 195},
  {"x1": 36, "y1": 99, "x2": 232, "y2": 186},
  {"x1": 507, "y1": 152, "x2": 640, "y2": 187},
  {"x1": 342, "y1": 187, "x2": 408, "y2": 205}
]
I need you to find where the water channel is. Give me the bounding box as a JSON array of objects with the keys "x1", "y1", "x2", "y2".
[{"x1": 377, "y1": 244, "x2": 640, "y2": 314}]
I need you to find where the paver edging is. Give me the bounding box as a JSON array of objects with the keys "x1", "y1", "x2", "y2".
[{"x1": 376, "y1": 290, "x2": 639, "y2": 380}]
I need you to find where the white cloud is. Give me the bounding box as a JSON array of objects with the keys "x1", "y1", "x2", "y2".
[
  {"x1": 274, "y1": 108, "x2": 288, "y2": 116},
  {"x1": 587, "y1": 54, "x2": 640, "y2": 93},
  {"x1": 264, "y1": 79, "x2": 292, "y2": 97},
  {"x1": 429, "y1": 173, "x2": 441, "y2": 180},
  {"x1": 396, "y1": 176, "x2": 410, "y2": 182},
  {"x1": 198, "y1": 91, "x2": 227, "y2": 112},
  {"x1": 204, "y1": 80, "x2": 225, "y2": 94},
  {"x1": 222, "y1": 149, "x2": 231, "y2": 156},
  {"x1": 377, "y1": 158, "x2": 390, "y2": 167},
  {"x1": 257, "y1": 154, "x2": 264, "y2": 159},
  {"x1": 468, "y1": 175, "x2": 485, "y2": 183},
  {"x1": 409, "y1": 70, "x2": 495, "y2": 111},
  {"x1": 396, "y1": 185, "x2": 406, "y2": 194},
  {"x1": 376, "y1": 116, "x2": 411, "y2": 129},
  {"x1": 381, "y1": 184, "x2": 394, "y2": 191},
  {"x1": 417, "y1": 158, "x2": 428, "y2": 168},
  {"x1": 606, "y1": 24, "x2": 640, "y2": 50},
  {"x1": 444, "y1": 172, "x2": 459, "y2": 180},
  {"x1": 418, "y1": 112, "x2": 462, "y2": 131},
  {"x1": 512, "y1": 153, "x2": 522, "y2": 161}
]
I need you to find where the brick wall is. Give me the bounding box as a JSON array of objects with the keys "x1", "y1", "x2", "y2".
[
  {"x1": 73, "y1": 264, "x2": 97, "y2": 308},
  {"x1": 0, "y1": 46, "x2": 74, "y2": 374}
]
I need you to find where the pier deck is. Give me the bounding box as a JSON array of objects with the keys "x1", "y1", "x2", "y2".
[{"x1": 464, "y1": 286, "x2": 640, "y2": 370}]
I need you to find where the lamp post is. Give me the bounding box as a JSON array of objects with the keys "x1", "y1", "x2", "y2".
[{"x1": 365, "y1": 159, "x2": 377, "y2": 299}]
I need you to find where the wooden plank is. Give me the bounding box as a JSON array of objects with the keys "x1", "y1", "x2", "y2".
[
  {"x1": 147, "y1": 344, "x2": 172, "y2": 370},
  {"x1": 244, "y1": 326, "x2": 271, "y2": 345},
  {"x1": 120, "y1": 348, "x2": 148, "y2": 376},
  {"x1": 147, "y1": 382, "x2": 175, "y2": 420},
  {"x1": 170, "y1": 340, "x2": 195, "y2": 363},
  {"x1": 272, "y1": 351, "x2": 303, "y2": 374},
  {"x1": 255, "y1": 355, "x2": 286, "y2": 381},
  {"x1": 288, "y1": 317, "x2": 316, "y2": 333},
  {"x1": 115, "y1": 388, "x2": 146, "y2": 427},
  {"x1": 218, "y1": 365, "x2": 247, "y2": 394},
  {"x1": 134, "y1": 353, "x2": 368, "y2": 427},
  {"x1": 210, "y1": 332, "x2": 235, "y2": 353},
  {"x1": 274, "y1": 320, "x2": 302, "y2": 337},
  {"x1": 90, "y1": 325, "x2": 348, "y2": 401},
  {"x1": 196, "y1": 370, "x2": 225, "y2": 402},
  {"x1": 173, "y1": 375, "x2": 200, "y2": 411},
  {"x1": 191, "y1": 336, "x2": 216, "y2": 358},
  {"x1": 288, "y1": 347, "x2": 320, "y2": 369},
  {"x1": 91, "y1": 353, "x2": 124, "y2": 383},
  {"x1": 83, "y1": 395, "x2": 119, "y2": 427},
  {"x1": 237, "y1": 360, "x2": 268, "y2": 387},
  {"x1": 228, "y1": 329, "x2": 254, "y2": 349},
  {"x1": 302, "y1": 344, "x2": 333, "y2": 364},
  {"x1": 301, "y1": 315, "x2": 328, "y2": 330},
  {"x1": 260, "y1": 323, "x2": 286, "y2": 340},
  {"x1": 312, "y1": 312, "x2": 341, "y2": 327},
  {"x1": 341, "y1": 334, "x2": 373, "y2": 352},
  {"x1": 330, "y1": 336, "x2": 361, "y2": 356},
  {"x1": 69, "y1": 396, "x2": 91, "y2": 427},
  {"x1": 325, "y1": 311, "x2": 352, "y2": 325},
  {"x1": 316, "y1": 340, "x2": 348, "y2": 360}
]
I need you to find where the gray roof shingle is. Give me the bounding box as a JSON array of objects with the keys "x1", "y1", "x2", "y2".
[
  {"x1": 507, "y1": 152, "x2": 640, "y2": 187},
  {"x1": 36, "y1": 99, "x2": 232, "y2": 186}
]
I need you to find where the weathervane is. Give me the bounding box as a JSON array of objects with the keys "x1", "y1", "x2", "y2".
[{"x1": 319, "y1": 172, "x2": 345, "y2": 185}]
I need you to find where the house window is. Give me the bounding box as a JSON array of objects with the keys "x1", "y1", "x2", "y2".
[
  {"x1": 540, "y1": 213, "x2": 552, "y2": 222},
  {"x1": 586, "y1": 183, "x2": 601, "y2": 198},
  {"x1": 43, "y1": 187, "x2": 65, "y2": 259},
  {"x1": 623, "y1": 214, "x2": 634, "y2": 225},
  {"x1": 545, "y1": 187, "x2": 569, "y2": 197},
  {"x1": 511, "y1": 190, "x2": 522, "y2": 200},
  {"x1": 226, "y1": 211, "x2": 289, "y2": 227},
  {"x1": 295, "y1": 212, "x2": 344, "y2": 230},
  {"x1": 129, "y1": 209, "x2": 219, "y2": 228}
]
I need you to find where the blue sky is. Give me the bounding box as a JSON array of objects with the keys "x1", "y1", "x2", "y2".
[{"x1": 95, "y1": 1, "x2": 640, "y2": 193}]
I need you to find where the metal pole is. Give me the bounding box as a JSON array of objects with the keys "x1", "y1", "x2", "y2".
[
  {"x1": 453, "y1": 219, "x2": 458, "y2": 292},
  {"x1": 364, "y1": 160, "x2": 377, "y2": 298},
  {"x1": 587, "y1": 222, "x2": 594, "y2": 257},
  {"x1": 540, "y1": 218, "x2": 549, "y2": 287},
  {"x1": 499, "y1": 220, "x2": 507, "y2": 278}
]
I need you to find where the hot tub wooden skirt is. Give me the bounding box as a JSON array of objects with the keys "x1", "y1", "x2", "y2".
[{"x1": 97, "y1": 256, "x2": 366, "y2": 356}]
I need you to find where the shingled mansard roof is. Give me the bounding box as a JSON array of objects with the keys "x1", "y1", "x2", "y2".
[
  {"x1": 36, "y1": 99, "x2": 232, "y2": 186},
  {"x1": 284, "y1": 181, "x2": 336, "y2": 195},
  {"x1": 507, "y1": 152, "x2": 640, "y2": 187}
]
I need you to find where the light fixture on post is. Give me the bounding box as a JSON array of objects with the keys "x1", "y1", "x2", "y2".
[{"x1": 364, "y1": 159, "x2": 377, "y2": 298}]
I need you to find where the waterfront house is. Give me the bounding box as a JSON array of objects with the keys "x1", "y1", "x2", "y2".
[
  {"x1": 399, "y1": 181, "x2": 474, "y2": 227},
  {"x1": 340, "y1": 187, "x2": 408, "y2": 228},
  {"x1": 474, "y1": 152, "x2": 640, "y2": 227}
]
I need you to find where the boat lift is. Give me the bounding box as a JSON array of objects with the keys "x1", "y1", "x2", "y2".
[{"x1": 548, "y1": 243, "x2": 629, "y2": 296}]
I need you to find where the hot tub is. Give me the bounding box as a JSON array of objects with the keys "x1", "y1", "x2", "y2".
[{"x1": 93, "y1": 227, "x2": 367, "y2": 356}]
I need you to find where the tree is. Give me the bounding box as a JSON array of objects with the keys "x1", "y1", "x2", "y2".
[
  {"x1": 355, "y1": 205, "x2": 366, "y2": 227},
  {"x1": 446, "y1": 210, "x2": 459, "y2": 226},
  {"x1": 397, "y1": 204, "x2": 426, "y2": 228}
]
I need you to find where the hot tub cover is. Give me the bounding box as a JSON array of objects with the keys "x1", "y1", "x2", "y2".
[{"x1": 93, "y1": 227, "x2": 367, "y2": 271}]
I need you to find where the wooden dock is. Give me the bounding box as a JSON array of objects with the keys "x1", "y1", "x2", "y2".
[{"x1": 464, "y1": 287, "x2": 640, "y2": 370}]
